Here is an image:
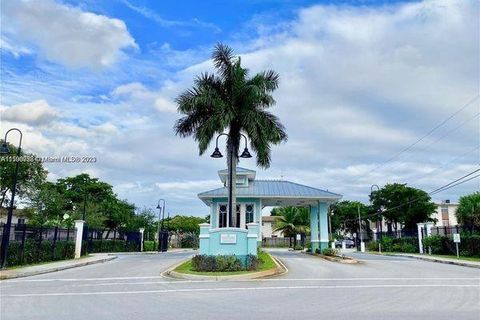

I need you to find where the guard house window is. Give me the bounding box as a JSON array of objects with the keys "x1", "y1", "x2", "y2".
[
  {"x1": 236, "y1": 205, "x2": 240, "y2": 227},
  {"x1": 246, "y1": 204, "x2": 254, "y2": 224},
  {"x1": 219, "y1": 204, "x2": 227, "y2": 228},
  {"x1": 17, "y1": 218, "x2": 25, "y2": 225}
]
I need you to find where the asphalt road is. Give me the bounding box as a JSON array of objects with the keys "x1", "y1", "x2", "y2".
[{"x1": 1, "y1": 249, "x2": 479, "y2": 320}]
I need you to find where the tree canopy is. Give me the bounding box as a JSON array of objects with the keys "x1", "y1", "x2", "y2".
[
  {"x1": 455, "y1": 192, "x2": 480, "y2": 229},
  {"x1": 330, "y1": 201, "x2": 370, "y2": 235},
  {"x1": 0, "y1": 143, "x2": 47, "y2": 208},
  {"x1": 370, "y1": 183, "x2": 436, "y2": 231}
]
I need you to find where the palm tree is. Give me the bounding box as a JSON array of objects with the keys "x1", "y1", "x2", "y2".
[
  {"x1": 273, "y1": 206, "x2": 310, "y2": 247},
  {"x1": 174, "y1": 43, "x2": 287, "y2": 226}
]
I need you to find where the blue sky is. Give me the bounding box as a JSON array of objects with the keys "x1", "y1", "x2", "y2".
[{"x1": 1, "y1": 0, "x2": 478, "y2": 215}]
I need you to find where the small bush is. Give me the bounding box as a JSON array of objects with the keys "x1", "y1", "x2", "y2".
[
  {"x1": 378, "y1": 236, "x2": 418, "y2": 253},
  {"x1": 143, "y1": 240, "x2": 156, "y2": 251},
  {"x1": 367, "y1": 241, "x2": 378, "y2": 251},
  {"x1": 315, "y1": 248, "x2": 321, "y2": 254},
  {"x1": 322, "y1": 248, "x2": 338, "y2": 256},
  {"x1": 294, "y1": 245, "x2": 303, "y2": 250},
  {"x1": 245, "y1": 254, "x2": 259, "y2": 271},
  {"x1": 191, "y1": 254, "x2": 259, "y2": 272}
]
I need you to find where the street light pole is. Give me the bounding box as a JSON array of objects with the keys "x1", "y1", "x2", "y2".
[
  {"x1": 156, "y1": 199, "x2": 167, "y2": 252},
  {"x1": 0, "y1": 128, "x2": 23, "y2": 269},
  {"x1": 210, "y1": 133, "x2": 251, "y2": 228}
]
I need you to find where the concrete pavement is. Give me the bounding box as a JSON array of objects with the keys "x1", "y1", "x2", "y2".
[{"x1": 1, "y1": 248, "x2": 479, "y2": 320}]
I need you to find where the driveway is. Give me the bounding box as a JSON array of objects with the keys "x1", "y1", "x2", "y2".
[{"x1": 1, "y1": 249, "x2": 479, "y2": 320}]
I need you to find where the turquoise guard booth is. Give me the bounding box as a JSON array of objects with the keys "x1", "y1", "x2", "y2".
[{"x1": 198, "y1": 168, "x2": 342, "y2": 256}]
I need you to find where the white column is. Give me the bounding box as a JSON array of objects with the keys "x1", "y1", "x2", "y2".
[
  {"x1": 74, "y1": 220, "x2": 85, "y2": 259},
  {"x1": 417, "y1": 223, "x2": 424, "y2": 254},
  {"x1": 240, "y1": 204, "x2": 246, "y2": 229},
  {"x1": 139, "y1": 228, "x2": 145, "y2": 252}
]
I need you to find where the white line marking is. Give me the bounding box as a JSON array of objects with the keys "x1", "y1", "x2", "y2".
[
  {"x1": 68, "y1": 277, "x2": 480, "y2": 287},
  {"x1": 3, "y1": 284, "x2": 479, "y2": 298},
  {"x1": 5, "y1": 276, "x2": 479, "y2": 284}
]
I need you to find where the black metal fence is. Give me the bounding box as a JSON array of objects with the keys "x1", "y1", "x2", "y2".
[
  {"x1": 82, "y1": 225, "x2": 142, "y2": 254},
  {"x1": 0, "y1": 223, "x2": 77, "y2": 267}
]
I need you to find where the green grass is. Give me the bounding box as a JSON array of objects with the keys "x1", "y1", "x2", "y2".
[
  {"x1": 371, "y1": 251, "x2": 480, "y2": 262},
  {"x1": 174, "y1": 251, "x2": 276, "y2": 276}
]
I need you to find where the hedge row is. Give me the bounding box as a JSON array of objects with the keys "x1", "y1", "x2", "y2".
[
  {"x1": 423, "y1": 234, "x2": 480, "y2": 257},
  {"x1": 83, "y1": 240, "x2": 139, "y2": 254},
  {"x1": 367, "y1": 236, "x2": 418, "y2": 253},
  {"x1": 191, "y1": 254, "x2": 259, "y2": 272},
  {"x1": 5, "y1": 240, "x2": 75, "y2": 267}
]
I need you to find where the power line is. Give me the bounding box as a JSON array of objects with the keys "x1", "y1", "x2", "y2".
[
  {"x1": 342, "y1": 168, "x2": 480, "y2": 222},
  {"x1": 353, "y1": 95, "x2": 479, "y2": 182},
  {"x1": 413, "y1": 145, "x2": 479, "y2": 182},
  {"x1": 428, "y1": 168, "x2": 480, "y2": 194}
]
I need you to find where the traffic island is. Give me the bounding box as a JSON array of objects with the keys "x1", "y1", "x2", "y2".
[
  {"x1": 305, "y1": 248, "x2": 360, "y2": 264},
  {"x1": 162, "y1": 251, "x2": 287, "y2": 280}
]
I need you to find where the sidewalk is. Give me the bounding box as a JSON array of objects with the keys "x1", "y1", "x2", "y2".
[
  {"x1": 387, "y1": 253, "x2": 480, "y2": 269},
  {"x1": 0, "y1": 254, "x2": 117, "y2": 280}
]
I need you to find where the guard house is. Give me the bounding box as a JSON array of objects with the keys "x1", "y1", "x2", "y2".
[{"x1": 198, "y1": 168, "x2": 342, "y2": 256}]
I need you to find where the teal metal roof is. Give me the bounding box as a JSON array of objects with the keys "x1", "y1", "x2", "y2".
[{"x1": 198, "y1": 180, "x2": 342, "y2": 202}]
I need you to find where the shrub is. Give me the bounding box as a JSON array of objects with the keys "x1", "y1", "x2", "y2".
[
  {"x1": 191, "y1": 254, "x2": 259, "y2": 272},
  {"x1": 216, "y1": 255, "x2": 243, "y2": 271},
  {"x1": 84, "y1": 240, "x2": 139, "y2": 253},
  {"x1": 245, "y1": 254, "x2": 259, "y2": 271},
  {"x1": 6, "y1": 240, "x2": 75, "y2": 267},
  {"x1": 294, "y1": 245, "x2": 303, "y2": 250},
  {"x1": 366, "y1": 241, "x2": 378, "y2": 251},
  {"x1": 315, "y1": 248, "x2": 321, "y2": 254},
  {"x1": 322, "y1": 248, "x2": 338, "y2": 256},
  {"x1": 180, "y1": 234, "x2": 199, "y2": 248},
  {"x1": 378, "y1": 236, "x2": 418, "y2": 253},
  {"x1": 143, "y1": 240, "x2": 156, "y2": 251},
  {"x1": 191, "y1": 255, "x2": 217, "y2": 271},
  {"x1": 423, "y1": 234, "x2": 480, "y2": 257}
]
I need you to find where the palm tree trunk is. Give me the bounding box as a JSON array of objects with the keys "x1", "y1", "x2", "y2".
[{"x1": 227, "y1": 142, "x2": 237, "y2": 227}]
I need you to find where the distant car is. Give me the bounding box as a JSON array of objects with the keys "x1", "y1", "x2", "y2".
[{"x1": 335, "y1": 239, "x2": 355, "y2": 248}]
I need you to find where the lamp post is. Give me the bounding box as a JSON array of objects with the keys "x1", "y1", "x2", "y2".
[
  {"x1": 210, "y1": 133, "x2": 251, "y2": 227},
  {"x1": 0, "y1": 128, "x2": 23, "y2": 268},
  {"x1": 370, "y1": 184, "x2": 381, "y2": 233},
  {"x1": 156, "y1": 199, "x2": 167, "y2": 252}
]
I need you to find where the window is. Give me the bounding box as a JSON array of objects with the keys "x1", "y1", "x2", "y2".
[
  {"x1": 441, "y1": 205, "x2": 449, "y2": 221},
  {"x1": 246, "y1": 204, "x2": 254, "y2": 224},
  {"x1": 236, "y1": 204, "x2": 240, "y2": 227},
  {"x1": 17, "y1": 218, "x2": 25, "y2": 225},
  {"x1": 219, "y1": 204, "x2": 227, "y2": 228}
]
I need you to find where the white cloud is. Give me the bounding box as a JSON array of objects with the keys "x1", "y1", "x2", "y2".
[
  {"x1": 1, "y1": 0, "x2": 137, "y2": 68},
  {"x1": 1, "y1": 0, "x2": 477, "y2": 215},
  {"x1": 1, "y1": 100, "x2": 59, "y2": 125},
  {"x1": 111, "y1": 82, "x2": 177, "y2": 113}
]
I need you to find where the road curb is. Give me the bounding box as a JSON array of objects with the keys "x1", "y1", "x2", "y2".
[
  {"x1": 107, "y1": 249, "x2": 194, "y2": 256},
  {"x1": 0, "y1": 256, "x2": 118, "y2": 280},
  {"x1": 161, "y1": 253, "x2": 288, "y2": 281},
  {"x1": 388, "y1": 254, "x2": 480, "y2": 269}
]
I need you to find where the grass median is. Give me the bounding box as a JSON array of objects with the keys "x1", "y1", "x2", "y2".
[{"x1": 174, "y1": 251, "x2": 276, "y2": 276}]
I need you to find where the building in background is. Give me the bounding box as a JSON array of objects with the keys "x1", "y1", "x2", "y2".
[
  {"x1": 261, "y1": 216, "x2": 284, "y2": 238},
  {"x1": 432, "y1": 200, "x2": 459, "y2": 227}
]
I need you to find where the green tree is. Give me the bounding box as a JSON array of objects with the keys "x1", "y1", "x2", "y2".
[
  {"x1": 455, "y1": 192, "x2": 480, "y2": 229},
  {"x1": 0, "y1": 143, "x2": 47, "y2": 207},
  {"x1": 370, "y1": 183, "x2": 436, "y2": 232},
  {"x1": 27, "y1": 182, "x2": 67, "y2": 226},
  {"x1": 174, "y1": 43, "x2": 287, "y2": 217},
  {"x1": 166, "y1": 215, "x2": 206, "y2": 234},
  {"x1": 273, "y1": 207, "x2": 310, "y2": 239},
  {"x1": 56, "y1": 173, "x2": 115, "y2": 224},
  {"x1": 330, "y1": 201, "x2": 370, "y2": 236}
]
